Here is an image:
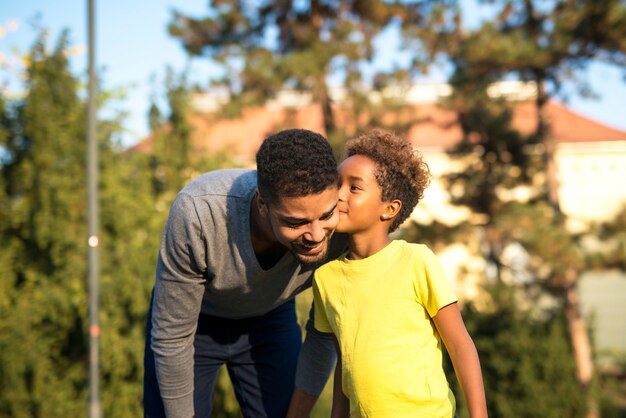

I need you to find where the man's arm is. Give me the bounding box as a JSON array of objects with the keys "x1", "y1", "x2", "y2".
[
  {"x1": 433, "y1": 303, "x2": 488, "y2": 418},
  {"x1": 151, "y1": 193, "x2": 207, "y2": 418},
  {"x1": 286, "y1": 388, "x2": 319, "y2": 418},
  {"x1": 286, "y1": 307, "x2": 337, "y2": 418},
  {"x1": 330, "y1": 336, "x2": 349, "y2": 418}
]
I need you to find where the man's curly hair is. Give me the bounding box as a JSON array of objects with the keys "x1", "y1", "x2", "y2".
[
  {"x1": 345, "y1": 129, "x2": 431, "y2": 232},
  {"x1": 256, "y1": 129, "x2": 338, "y2": 205}
]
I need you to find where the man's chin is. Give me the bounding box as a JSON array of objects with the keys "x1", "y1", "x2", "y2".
[{"x1": 291, "y1": 246, "x2": 329, "y2": 265}]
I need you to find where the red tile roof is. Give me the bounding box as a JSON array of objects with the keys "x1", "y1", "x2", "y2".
[{"x1": 133, "y1": 100, "x2": 626, "y2": 162}]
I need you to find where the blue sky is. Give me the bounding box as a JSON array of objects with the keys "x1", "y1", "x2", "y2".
[{"x1": 2, "y1": 1, "x2": 626, "y2": 147}]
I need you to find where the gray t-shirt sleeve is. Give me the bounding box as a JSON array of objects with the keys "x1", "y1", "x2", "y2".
[
  {"x1": 294, "y1": 302, "x2": 337, "y2": 395},
  {"x1": 151, "y1": 192, "x2": 207, "y2": 417}
]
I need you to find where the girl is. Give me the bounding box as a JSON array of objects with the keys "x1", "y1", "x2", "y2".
[{"x1": 313, "y1": 129, "x2": 488, "y2": 418}]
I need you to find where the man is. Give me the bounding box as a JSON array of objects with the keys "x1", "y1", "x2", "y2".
[{"x1": 143, "y1": 129, "x2": 347, "y2": 417}]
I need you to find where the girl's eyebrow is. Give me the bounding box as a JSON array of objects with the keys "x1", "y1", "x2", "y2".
[{"x1": 346, "y1": 175, "x2": 365, "y2": 182}]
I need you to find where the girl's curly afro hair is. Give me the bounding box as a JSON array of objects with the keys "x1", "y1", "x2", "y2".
[{"x1": 344, "y1": 129, "x2": 431, "y2": 232}]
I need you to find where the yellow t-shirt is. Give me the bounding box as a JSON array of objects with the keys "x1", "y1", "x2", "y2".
[{"x1": 313, "y1": 240, "x2": 458, "y2": 418}]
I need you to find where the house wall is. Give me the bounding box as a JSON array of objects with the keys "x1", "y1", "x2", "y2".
[
  {"x1": 579, "y1": 270, "x2": 626, "y2": 354},
  {"x1": 557, "y1": 141, "x2": 626, "y2": 224},
  {"x1": 412, "y1": 142, "x2": 626, "y2": 353}
]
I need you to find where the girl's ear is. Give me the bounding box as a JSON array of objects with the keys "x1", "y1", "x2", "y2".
[{"x1": 381, "y1": 199, "x2": 402, "y2": 221}]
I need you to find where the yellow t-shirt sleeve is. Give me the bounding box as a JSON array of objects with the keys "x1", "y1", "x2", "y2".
[
  {"x1": 313, "y1": 275, "x2": 333, "y2": 333},
  {"x1": 414, "y1": 246, "x2": 458, "y2": 318}
]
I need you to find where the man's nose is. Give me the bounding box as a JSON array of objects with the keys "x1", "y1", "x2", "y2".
[{"x1": 304, "y1": 221, "x2": 325, "y2": 243}]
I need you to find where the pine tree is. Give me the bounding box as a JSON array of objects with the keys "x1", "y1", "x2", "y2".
[
  {"x1": 0, "y1": 29, "x2": 165, "y2": 417},
  {"x1": 150, "y1": 69, "x2": 194, "y2": 197},
  {"x1": 0, "y1": 30, "x2": 90, "y2": 416},
  {"x1": 416, "y1": 3, "x2": 626, "y2": 414},
  {"x1": 167, "y1": 0, "x2": 439, "y2": 144}
]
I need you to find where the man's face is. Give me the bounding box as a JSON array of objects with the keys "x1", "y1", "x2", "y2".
[{"x1": 262, "y1": 186, "x2": 339, "y2": 265}]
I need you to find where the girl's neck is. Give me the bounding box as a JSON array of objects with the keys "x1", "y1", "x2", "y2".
[{"x1": 347, "y1": 230, "x2": 392, "y2": 260}]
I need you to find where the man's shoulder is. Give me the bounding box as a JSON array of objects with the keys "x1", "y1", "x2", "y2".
[{"x1": 182, "y1": 168, "x2": 256, "y2": 198}]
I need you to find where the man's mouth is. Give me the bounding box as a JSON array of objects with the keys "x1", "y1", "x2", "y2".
[
  {"x1": 299, "y1": 243, "x2": 323, "y2": 252},
  {"x1": 294, "y1": 240, "x2": 326, "y2": 255}
]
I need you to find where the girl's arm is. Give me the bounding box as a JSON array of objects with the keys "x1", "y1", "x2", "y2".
[
  {"x1": 433, "y1": 302, "x2": 488, "y2": 418},
  {"x1": 330, "y1": 336, "x2": 350, "y2": 418}
]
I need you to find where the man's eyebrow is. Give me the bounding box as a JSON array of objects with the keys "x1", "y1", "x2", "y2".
[{"x1": 280, "y1": 203, "x2": 338, "y2": 223}]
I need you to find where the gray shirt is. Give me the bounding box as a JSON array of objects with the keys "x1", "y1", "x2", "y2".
[{"x1": 151, "y1": 168, "x2": 346, "y2": 417}]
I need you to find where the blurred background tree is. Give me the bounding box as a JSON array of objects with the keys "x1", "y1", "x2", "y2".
[
  {"x1": 0, "y1": 29, "x2": 174, "y2": 417},
  {"x1": 0, "y1": 31, "x2": 93, "y2": 416},
  {"x1": 444, "y1": 289, "x2": 587, "y2": 418},
  {"x1": 167, "y1": 0, "x2": 442, "y2": 151},
  {"x1": 0, "y1": 29, "x2": 239, "y2": 417},
  {"x1": 411, "y1": 2, "x2": 626, "y2": 416}
]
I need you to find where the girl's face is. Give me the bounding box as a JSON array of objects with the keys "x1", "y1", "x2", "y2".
[{"x1": 336, "y1": 154, "x2": 388, "y2": 234}]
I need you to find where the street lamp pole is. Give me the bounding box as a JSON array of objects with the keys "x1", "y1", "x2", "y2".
[{"x1": 87, "y1": 0, "x2": 101, "y2": 416}]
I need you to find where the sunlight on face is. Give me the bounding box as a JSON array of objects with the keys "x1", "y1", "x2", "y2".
[
  {"x1": 336, "y1": 155, "x2": 385, "y2": 234},
  {"x1": 267, "y1": 186, "x2": 339, "y2": 264}
]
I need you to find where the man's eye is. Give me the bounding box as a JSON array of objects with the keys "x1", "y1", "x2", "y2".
[
  {"x1": 320, "y1": 210, "x2": 335, "y2": 220},
  {"x1": 285, "y1": 222, "x2": 305, "y2": 228}
]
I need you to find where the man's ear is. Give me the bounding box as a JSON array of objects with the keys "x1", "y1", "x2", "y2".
[
  {"x1": 381, "y1": 199, "x2": 402, "y2": 221},
  {"x1": 256, "y1": 191, "x2": 268, "y2": 217}
]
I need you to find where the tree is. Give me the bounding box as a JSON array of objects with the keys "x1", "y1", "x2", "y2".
[
  {"x1": 162, "y1": 2, "x2": 626, "y2": 416},
  {"x1": 445, "y1": 287, "x2": 587, "y2": 418},
  {"x1": 149, "y1": 69, "x2": 194, "y2": 197},
  {"x1": 0, "y1": 31, "x2": 91, "y2": 416},
  {"x1": 167, "y1": 0, "x2": 438, "y2": 145},
  {"x1": 424, "y1": 1, "x2": 626, "y2": 415},
  {"x1": 0, "y1": 30, "x2": 161, "y2": 417}
]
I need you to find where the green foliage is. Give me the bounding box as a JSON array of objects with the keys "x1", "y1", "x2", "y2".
[
  {"x1": 3, "y1": 2, "x2": 626, "y2": 415},
  {"x1": 432, "y1": 0, "x2": 626, "y2": 97},
  {"x1": 422, "y1": 2, "x2": 626, "y2": 415},
  {"x1": 491, "y1": 201, "x2": 584, "y2": 287},
  {"x1": 597, "y1": 350, "x2": 626, "y2": 418},
  {"x1": 586, "y1": 205, "x2": 626, "y2": 270},
  {"x1": 446, "y1": 287, "x2": 587, "y2": 418},
  {"x1": 167, "y1": 1, "x2": 436, "y2": 134},
  {"x1": 434, "y1": 0, "x2": 626, "y2": 217},
  {"x1": 98, "y1": 149, "x2": 160, "y2": 417},
  {"x1": 0, "y1": 29, "x2": 242, "y2": 417},
  {"x1": 443, "y1": 92, "x2": 540, "y2": 216},
  {"x1": 0, "y1": 31, "x2": 90, "y2": 417},
  {"x1": 150, "y1": 68, "x2": 194, "y2": 196}
]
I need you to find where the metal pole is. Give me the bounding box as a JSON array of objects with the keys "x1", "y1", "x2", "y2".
[{"x1": 87, "y1": 0, "x2": 101, "y2": 416}]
